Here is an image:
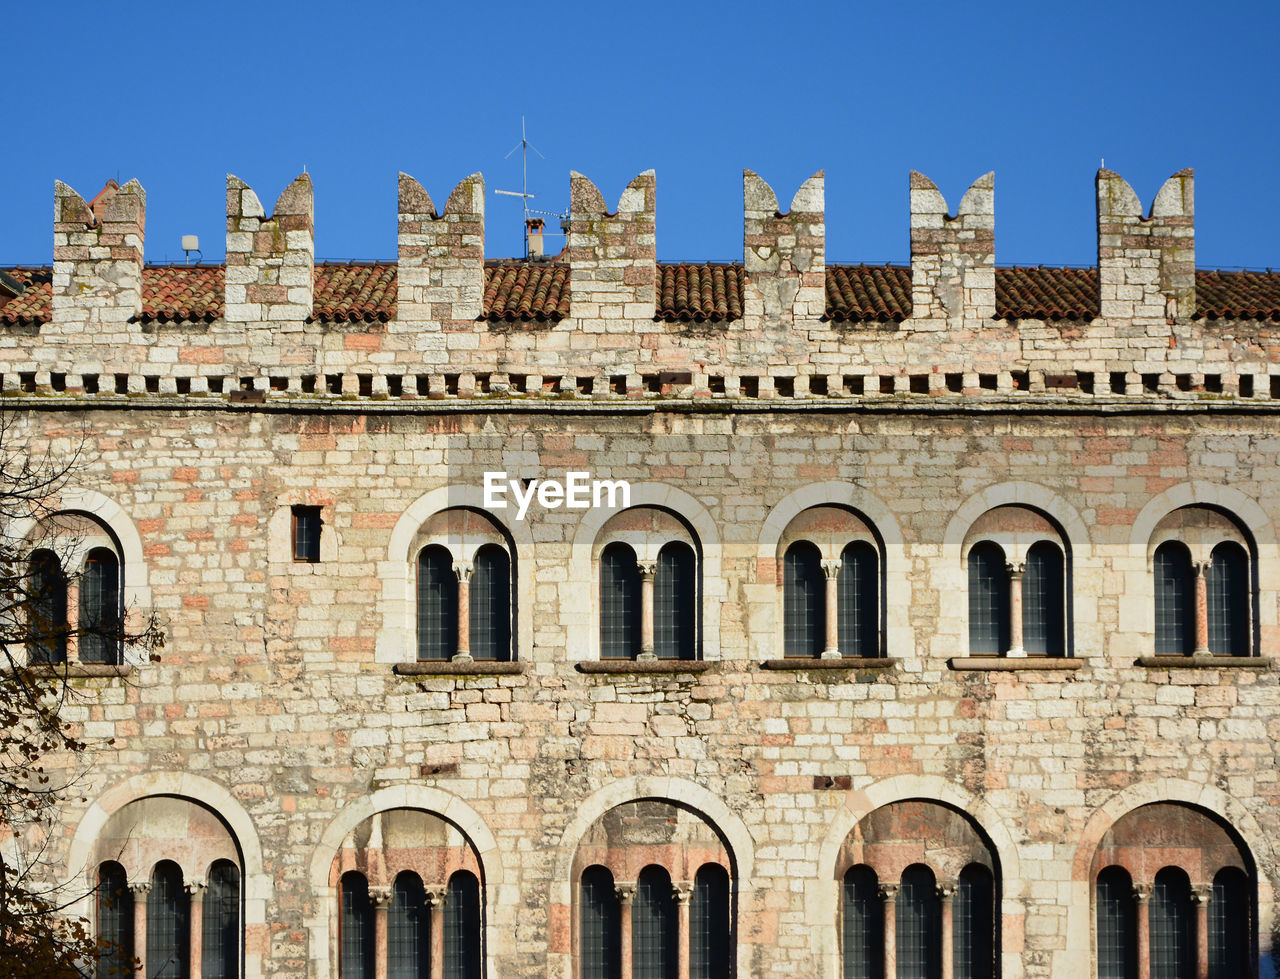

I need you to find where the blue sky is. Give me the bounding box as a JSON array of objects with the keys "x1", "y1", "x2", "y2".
[{"x1": 4, "y1": 0, "x2": 1278, "y2": 269}]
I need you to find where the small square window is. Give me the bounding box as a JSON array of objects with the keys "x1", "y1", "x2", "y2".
[{"x1": 292, "y1": 506, "x2": 322, "y2": 563}]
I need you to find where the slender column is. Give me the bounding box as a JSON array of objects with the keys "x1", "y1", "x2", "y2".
[
  {"x1": 674, "y1": 883, "x2": 693, "y2": 979},
  {"x1": 128, "y1": 880, "x2": 151, "y2": 977},
  {"x1": 616, "y1": 883, "x2": 637, "y2": 979},
  {"x1": 370, "y1": 886, "x2": 392, "y2": 979},
  {"x1": 453, "y1": 563, "x2": 473, "y2": 663},
  {"x1": 637, "y1": 563, "x2": 657, "y2": 661},
  {"x1": 186, "y1": 879, "x2": 207, "y2": 979},
  {"x1": 425, "y1": 886, "x2": 447, "y2": 979},
  {"x1": 1192, "y1": 885, "x2": 1212, "y2": 979},
  {"x1": 1193, "y1": 561, "x2": 1211, "y2": 654},
  {"x1": 879, "y1": 883, "x2": 899, "y2": 979},
  {"x1": 1133, "y1": 883, "x2": 1151, "y2": 979},
  {"x1": 821, "y1": 559, "x2": 842, "y2": 658},
  {"x1": 938, "y1": 883, "x2": 957, "y2": 979},
  {"x1": 1006, "y1": 562, "x2": 1026, "y2": 657}
]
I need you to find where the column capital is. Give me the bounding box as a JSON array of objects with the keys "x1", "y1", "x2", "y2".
[
  {"x1": 453, "y1": 561, "x2": 473, "y2": 583},
  {"x1": 820, "y1": 558, "x2": 842, "y2": 580},
  {"x1": 1005, "y1": 561, "x2": 1025, "y2": 578},
  {"x1": 878, "y1": 883, "x2": 899, "y2": 902},
  {"x1": 1191, "y1": 885, "x2": 1213, "y2": 905},
  {"x1": 184, "y1": 879, "x2": 208, "y2": 897},
  {"x1": 615, "y1": 883, "x2": 637, "y2": 905},
  {"x1": 1132, "y1": 883, "x2": 1151, "y2": 903},
  {"x1": 368, "y1": 885, "x2": 393, "y2": 907},
  {"x1": 672, "y1": 883, "x2": 694, "y2": 904},
  {"x1": 424, "y1": 885, "x2": 447, "y2": 908},
  {"x1": 1193, "y1": 559, "x2": 1211, "y2": 577},
  {"x1": 936, "y1": 883, "x2": 957, "y2": 902},
  {"x1": 127, "y1": 880, "x2": 152, "y2": 897},
  {"x1": 637, "y1": 561, "x2": 657, "y2": 580}
]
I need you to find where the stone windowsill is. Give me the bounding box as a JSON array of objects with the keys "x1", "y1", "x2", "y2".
[
  {"x1": 5, "y1": 663, "x2": 136, "y2": 678},
  {"x1": 762, "y1": 657, "x2": 899, "y2": 671},
  {"x1": 1137, "y1": 655, "x2": 1273, "y2": 670},
  {"x1": 948, "y1": 656, "x2": 1083, "y2": 672},
  {"x1": 576, "y1": 660, "x2": 714, "y2": 675},
  {"x1": 393, "y1": 661, "x2": 527, "y2": 676}
]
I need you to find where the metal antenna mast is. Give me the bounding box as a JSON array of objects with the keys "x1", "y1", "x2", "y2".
[{"x1": 495, "y1": 117, "x2": 564, "y2": 258}]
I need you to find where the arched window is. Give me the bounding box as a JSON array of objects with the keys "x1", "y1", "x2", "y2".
[
  {"x1": 897, "y1": 865, "x2": 941, "y2": 979},
  {"x1": 580, "y1": 866, "x2": 621, "y2": 979},
  {"x1": 1023, "y1": 542, "x2": 1065, "y2": 656},
  {"x1": 470, "y1": 544, "x2": 511, "y2": 661},
  {"x1": 80, "y1": 547, "x2": 122, "y2": 664},
  {"x1": 1150, "y1": 867, "x2": 1194, "y2": 979},
  {"x1": 1096, "y1": 866, "x2": 1137, "y2": 979},
  {"x1": 968, "y1": 543, "x2": 1009, "y2": 655},
  {"x1": 388, "y1": 872, "x2": 428, "y2": 979},
  {"x1": 600, "y1": 543, "x2": 641, "y2": 659},
  {"x1": 633, "y1": 866, "x2": 677, "y2": 979},
  {"x1": 443, "y1": 871, "x2": 481, "y2": 979},
  {"x1": 147, "y1": 861, "x2": 190, "y2": 979},
  {"x1": 1154, "y1": 542, "x2": 1195, "y2": 655},
  {"x1": 203, "y1": 861, "x2": 241, "y2": 979},
  {"x1": 97, "y1": 861, "x2": 133, "y2": 978},
  {"x1": 27, "y1": 549, "x2": 67, "y2": 664},
  {"x1": 340, "y1": 872, "x2": 375, "y2": 979},
  {"x1": 838, "y1": 542, "x2": 878, "y2": 657},
  {"x1": 954, "y1": 864, "x2": 994, "y2": 979},
  {"x1": 690, "y1": 864, "x2": 730, "y2": 979},
  {"x1": 655, "y1": 542, "x2": 696, "y2": 660},
  {"x1": 417, "y1": 546, "x2": 458, "y2": 661},
  {"x1": 1209, "y1": 868, "x2": 1250, "y2": 979},
  {"x1": 1207, "y1": 542, "x2": 1248, "y2": 656},
  {"x1": 783, "y1": 541, "x2": 824, "y2": 657},
  {"x1": 841, "y1": 865, "x2": 882, "y2": 979}
]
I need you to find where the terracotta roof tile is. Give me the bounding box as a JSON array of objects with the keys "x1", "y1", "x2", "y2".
[
  {"x1": 1194, "y1": 270, "x2": 1280, "y2": 322},
  {"x1": 313, "y1": 263, "x2": 396, "y2": 322},
  {"x1": 143, "y1": 265, "x2": 223, "y2": 322},
  {"x1": 825, "y1": 265, "x2": 913, "y2": 322},
  {"x1": 657, "y1": 263, "x2": 743, "y2": 322},
  {"x1": 996, "y1": 267, "x2": 1100, "y2": 321},
  {"x1": 0, "y1": 268, "x2": 51, "y2": 323},
  {"x1": 483, "y1": 262, "x2": 570, "y2": 321}
]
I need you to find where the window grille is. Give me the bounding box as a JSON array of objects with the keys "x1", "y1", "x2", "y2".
[
  {"x1": 690, "y1": 864, "x2": 730, "y2": 979},
  {"x1": 841, "y1": 866, "x2": 882, "y2": 979},
  {"x1": 202, "y1": 861, "x2": 240, "y2": 979},
  {"x1": 838, "y1": 543, "x2": 878, "y2": 656},
  {"x1": 1154, "y1": 543, "x2": 1195, "y2": 655},
  {"x1": 655, "y1": 542, "x2": 696, "y2": 660},
  {"x1": 417, "y1": 546, "x2": 458, "y2": 661},
  {"x1": 968, "y1": 543, "x2": 1009, "y2": 655},
  {"x1": 783, "y1": 542, "x2": 824, "y2": 657},
  {"x1": 954, "y1": 864, "x2": 995, "y2": 979},
  {"x1": 896, "y1": 865, "x2": 941, "y2": 979},
  {"x1": 1096, "y1": 867, "x2": 1137, "y2": 979},
  {"x1": 632, "y1": 866, "x2": 677, "y2": 979},
  {"x1": 27, "y1": 549, "x2": 67, "y2": 664},
  {"x1": 1207, "y1": 543, "x2": 1249, "y2": 656},
  {"x1": 600, "y1": 543, "x2": 641, "y2": 659},
  {"x1": 1023, "y1": 541, "x2": 1065, "y2": 656},
  {"x1": 340, "y1": 872, "x2": 374, "y2": 979},
  {"x1": 1150, "y1": 867, "x2": 1194, "y2": 979},
  {"x1": 470, "y1": 545, "x2": 511, "y2": 661},
  {"x1": 80, "y1": 548, "x2": 122, "y2": 664},
  {"x1": 388, "y1": 872, "x2": 428, "y2": 979},
  {"x1": 291, "y1": 505, "x2": 322, "y2": 562},
  {"x1": 97, "y1": 862, "x2": 133, "y2": 978},
  {"x1": 1208, "y1": 868, "x2": 1249, "y2": 979},
  {"x1": 443, "y1": 871, "x2": 481, "y2": 979},
  {"x1": 579, "y1": 867, "x2": 621, "y2": 979},
  {"x1": 147, "y1": 861, "x2": 189, "y2": 979}
]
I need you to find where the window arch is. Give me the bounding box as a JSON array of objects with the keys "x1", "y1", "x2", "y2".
[
  {"x1": 1209, "y1": 868, "x2": 1249, "y2": 978},
  {"x1": 80, "y1": 547, "x2": 122, "y2": 664},
  {"x1": 655, "y1": 543, "x2": 696, "y2": 660},
  {"x1": 96, "y1": 861, "x2": 133, "y2": 978},
  {"x1": 841, "y1": 865, "x2": 882, "y2": 979},
  {"x1": 147, "y1": 860, "x2": 190, "y2": 979},
  {"x1": 1154, "y1": 542, "x2": 1195, "y2": 655},
  {"x1": 417, "y1": 545, "x2": 459, "y2": 661},
  {"x1": 340, "y1": 871, "x2": 375, "y2": 979},
  {"x1": 838, "y1": 542, "x2": 878, "y2": 657},
  {"x1": 633, "y1": 866, "x2": 677, "y2": 979},
  {"x1": 897, "y1": 864, "x2": 941, "y2": 978},
  {"x1": 388, "y1": 871, "x2": 428, "y2": 979},
  {"x1": 600, "y1": 542, "x2": 641, "y2": 660},
  {"x1": 1023, "y1": 542, "x2": 1064, "y2": 656},
  {"x1": 783, "y1": 541, "x2": 824, "y2": 656},
  {"x1": 204, "y1": 860, "x2": 241, "y2": 978},
  {"x1": 1207, "y1": 542, "x2": 1248, "y2": 657},
  {"x1": 1096, "y1": 866, "x2": 1137, "y2": 979},
  {"x1": 27, "y1": 549, "x2": 67, "y2": 664},
  {"x1": 469, "y1": 545, "x2": 511, "y2": 661},
  {"x1": 1150, "y1": 867, "x2": 1194, "y2": 979},
  {"x1": 967, "y1": 542, "x2": 1009, "y2": 655},
  {"x1": 955, "y1": 864, "x2": 994, "y2": 979},
  {"x1": 690, "y1": 864, "x2": 730, "y2": 979},
  {"x1": 580, "y1": 866, "x2": 621, "y2": 979},
  {"x1": 444, "y1": 871, "x2": 482, "y2": 979}
]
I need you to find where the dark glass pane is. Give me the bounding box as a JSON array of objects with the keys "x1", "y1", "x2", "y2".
[
  {"x1": 1150, "y1": 867, "x2": 1194, "y2": 979},
  {"x1": 1024, "y1": 541, "x2": 1065, "y2": 656},
  {"x1": 292, "y1": 506, "x2": 321, "y2": 562},
  {"x1": 147, "y1": 861, "x2": 189, "y2": 979},
  {"x1": 896, "y1": 865, "x2": 940, "y2": 979},
  {"x1": 28, "y1": 550, "x2": 67, "y2": 664},
  {"x1": 633, "y1": 866, "x2": 677, "y2": 979},
  {"x1": 443, "y1": 871, "x2": 481, "y2": 979},
  {"x1": 80, "y1": 548, "x2": 121, "y2": 664},
  {"x1": 580, "y1": 867, "x2": 621, "y2": 979},
  {"x1": 691, "y1": 864, "x2": 730, "y2": 979},
  {"x1": 470, "y1": 545, "x2": 511, "y2": 661},
  {"x1": 1209, "y1": 868, "x2": 1250, "y2": 979},
  {"x1": 340, "y1": 872, "x2": 374, "y2": 979},
  {"x1": 1154, "y1": 543, "x2": 1195, "y2": 655},
  {"x1": 784, "y1": 542, "x2": 824, "y2": 657},
  {"x1": 1207, "y1": 543, "x2": 1249, "y2": 656},
  {"x1": 417, "y1": 546, "x2": 458, "y2": 661},
  {"x1": 388, "y1": 872, "x2": 428, "y2": 979},
  {"x1": 838, "y1": 542, "x2": 878, "y2": 657},
  {"x1": 655, "y1": 542, "x2": 696, "y2": 660},
  {"x1": 1096, "y1": 867, "x2": 1137, "y2": 979},
  {"x1": 968, "y1": 543, "x2": 1009, "y2": 655},
  {"x1": 203, "y1": 861, "x2": 240, "y2": 979},
  {"x1": 601, "y1": 543, "x2": 641, "y2": 659},
  {"x1": 954, "y1": 865, "x2": 994, "y2": 979},
  {"x1": 97, "y1": 862, "x2": 133, "y2": 978},
  {"x1": 841, "y1": 866, "x2": 882, "y2": 979}
]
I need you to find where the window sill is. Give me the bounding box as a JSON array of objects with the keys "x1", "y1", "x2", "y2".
[
  {"x1": 5, "y1": 663, "x2": 136, "y2": 678},
  {"x1": 948, "y1": 656, "x2": 1082, "y2": 672},
  {"x1": 393, "y1": 661, "x2": 527, "y2": 676},
  {"x1": 577, "y1": 660, "x2": 714, "y2": 675},
  {"x1": 1137, "y1": 655, "x2": 1273, "y2": 670},
  {"x1": 762, "y1": 657, "x2": 898, "y2": 671}
]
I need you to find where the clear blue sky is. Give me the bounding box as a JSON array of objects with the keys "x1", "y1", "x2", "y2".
[{"x1": 4, "y1": 0, "x2": 1278, "y2": 269}]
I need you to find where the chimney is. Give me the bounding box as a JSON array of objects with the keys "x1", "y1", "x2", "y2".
[{"x1": 527, "y1": 217, "x2": 545, "y2": 259}]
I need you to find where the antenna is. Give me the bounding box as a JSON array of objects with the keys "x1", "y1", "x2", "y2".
[{"x1": 495, "y1": 117, "x2": 564, "y2": 259}]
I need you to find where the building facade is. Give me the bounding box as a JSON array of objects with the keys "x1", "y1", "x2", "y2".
[{"x1": 0, "y1": 164, "x2": 1277, "y2": 977}]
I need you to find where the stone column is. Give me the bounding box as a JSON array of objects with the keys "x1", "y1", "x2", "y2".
[
  {"x1": 938, "y1": 884, "x2": 957, "y2": 979},
  {"x1": 879, "y1": 883, "x2": 899, "y2": 979},
  {"x1": 821, "y1": 559, "x2": 842, "y2": 658},
  {"x1": 674, "y1": 883, "x2": 693, "y2": 979},
  {"x1": 370, "y1": 886, "x2": 392, "y2": 979},
  {"x1": 1193, "y1": 561, "x2": 1211, "y2": 655},
  {"x1": 616, "y1": 883, "x2": 637, "y2": 979},
  {"x1": 128, "y1": 880, "x2": 151, "y2": 977},
  {"x1": 186, "y1": 880, "x2": 207, "y2": 978},
  {"x1": 426, "y1": 886, "x2": 447, "y2": 979},
  {"x1": 1192, "y1": 885, "x2": 1212, "y2": 979},
  {"x1": 637, "y1": 563, "x2": 657, "y2": 661},
  {"x1": 1006, "y1": 562, "x2": 1025, "y2": 657},
  {"x1": 453, "y1": 563, "x2": 473, "y2": 663},
  {"x1": 1133, "y1": 884, "x2": 1151, "y2": 979}
]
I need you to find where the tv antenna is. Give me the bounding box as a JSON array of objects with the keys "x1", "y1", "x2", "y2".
[{"x1": 495, "y1": 117, "x2": 566, "y2": 259}]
